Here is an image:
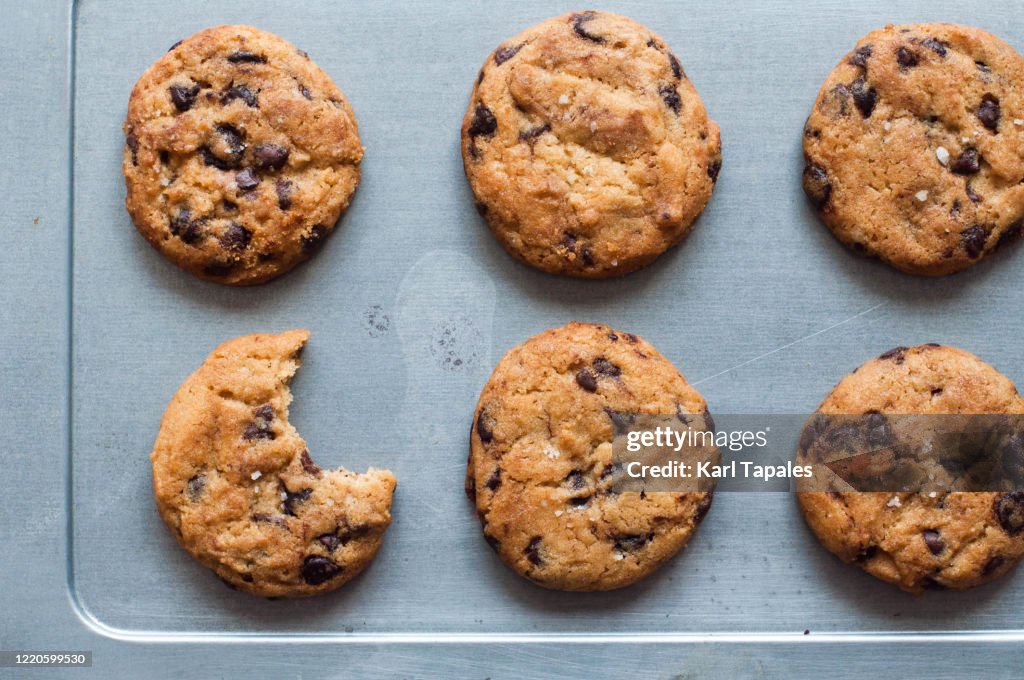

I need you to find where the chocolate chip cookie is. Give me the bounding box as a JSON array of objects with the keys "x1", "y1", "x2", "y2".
[
  {"x1": 802, "y1": 23, "x2": 1024, "y2": 276},
  {"x1": 798, "y1": 344, "x2": 1024, "y2": 593},
  {"x1": 124, "y1": 26, "x2": 363, "y2": 285},
  {"x1": 462, "y1": 12, "x2": 721, "y2": 278},
  {"x1": 151, "y1": 330, "x2": 396, "y2": 597},
  {"x1": 467, "y1": 322, "x2": 713, "y2": 591}
]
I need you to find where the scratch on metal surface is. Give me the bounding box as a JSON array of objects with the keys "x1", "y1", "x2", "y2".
[{"x1": 692, "y1": 302, "x2": 887, "y2": 386}]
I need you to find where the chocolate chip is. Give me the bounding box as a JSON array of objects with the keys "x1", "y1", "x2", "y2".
[
  {"x1": 997, "y1": 220, "x2": 1024, "y2": 249},
  {"x1": 169, "y1": 83, "x2": 200, "y2": 112},
  {"x1": 977, "y1": 94, "x2": 1001, "y2": 132},
  {"x1": 200, "y1": 124, "x2": 246, "y2": 170},
  {"x1": 571, "y1": 11, "x2": 605, "y2": 43},
  {"x1": 614, "y1": 534, "x2": 651, "y2": 552},
  {"x1": 951, "y1": 148, "x2": 981, "y2": 175},
  {"x1": 580, "y1": 245, "x2": 595, "y2": 267},
  {"x1": 961, "y1": 225, "x2": 989, "y2": 258},
  {"x1": 931, "y1": 387, "x2": 944, "y2": 396},
  {"x1": 568, "y1": 495, "x2": 591, "y2": 508},
  {"x1": 299, "y1": 85, "x2": 312, "y2": 100},
  {"x1": 468, "y1": 103, "x2": 497, "y2": 138},
  {"x1": 625, "y1": 333, "x2": 639, "y2": 344},
  {"x1": 923, "y1": 529, "x2": 945, "y2": 555},
  {"x1": 275, "y1": 179, "x2": 293, "y2": 210},
  {"x1": 848, "y1": 44, "x2": 872, "y2": 67},
  {"x1": 300, "y1": 555, "x2": 341, "y2": 585},
  {"x1": 243, "y1": 405, "x2": 275, "y2": 440},
  {"x1": 250, "y1": 143, "x2": 288, "y2": 171},
  {"x1": 983, "y1": 555, "x2": 1006, "y2": 575},
  {"x1": 668, "y1": 52, "x2": 683, "y2": 80},
  {"x1": 222, "y1": 84, "x2": 258, "y2": 108},
  {"x1": 318, "y1": 534, "x2": 341, "y2": 552},
  {"x1": 518, "y1": 123, "x2": 550, "y2": 142},
  {"x1": 708, "y1": 158, "x2": 722, "y2": 182},
  {"x1": 300, "y1": 450, "x2": 321, "y2": 475},
  {"x1": 524, "y1": 536, "x2": 543, "y2": 566},
  {"x1": 896, "y1": 47, "x2": 919, "y2": 69},
  {"x1": 593, "y1": 358, "x2": 620, "y2": 377},
  {"x1": 282, "y1": 486, "x2": 312, "y2": 516},
  {"x1": 995, "y1": 491, "x2": 1024, "y2": 535},
  {"x1": 494, "y1": 43, "x2": 523, "y2": 65},
  {"x1": 227, "y1": 51, "x2": 266, "y2": 64},
  {"x1": 921, "y1": 38, "x2": 947, "y2": 57},
  {"x1": 474, "y1": 202, "x2": 488, "y2": 217},
  {"x1": 659, "y1": 85, "x2": 681, "y2": 114},
  {"x1": 169, "y1": 208, "x2": 204, "y2": 245},
  {"x1": 575, "y1": 368, "x2": 598, "y2": 392},
  {"x1": 168, "y1": 39, "x2": 183, "y2": 52},
  {"x1": 476, "y1": 409, "x2": 495, "y2": 443},
  {"x1": 220, "y1": 222, "x2": 252, "y2": 252},
  {"x1": 485, "y1": 469, "x2": 501, "y2": 492},
  {"x1": 976, "y1": 61, "x2": 992, "y2": 75},
  {"x1": 855, "y1": 545, "x2": 878, "y2": 562},
  {"x1": 126, "y1": 132, "x2": 139, "y2": 164},
  {"x1": 484, "y1": 534, "x2": 500, "y2": 552},
  {"x1": 802, "y1": 164, "x2": 832, "y2": 209},
  {"x1": 607, "y1": 332, "x2": 618, "y2": 342},
  {"x1": 600, "y1": 463, "x2": 621, "y2": 480},
  {"x1": 185, "y1": 474, "x2": 205, "y2": 501},
  {"x1": 301, "y1": 224, "x2": 328, "y2": 254},
  {"x1": 566, "y1": 470, "x2": 587, "y2": 490},
  {"x1": 850, "y1": 77, "x2": 877, "y2": 118},
  {"x1": 235, "y1": 168, "x2": 259, "y2": 191},
  {"x1": 879, "y1": 346, "x2": 907, "y2": 363}
]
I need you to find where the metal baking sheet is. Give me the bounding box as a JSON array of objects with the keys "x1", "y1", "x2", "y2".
[{"x1": 6, "y1": 0, "x2": 1024, "y2": 676}]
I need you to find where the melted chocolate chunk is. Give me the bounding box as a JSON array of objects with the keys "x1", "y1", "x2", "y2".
[
  {"x1": 995, "y1": 491, "x2": 1024, "y2": 535},
  {"x1": 592, "y1": 358, "x2": 621, "y2": 377},
  {"x1": 494, "y1": 43, "x2": 523, "y2": 65},
  {"x1": 879, "y1": 346, "x2": 907, "y2": 363},
  {"x1": 220, "y1": 222, "x2": 252, "y2": 252},
  {"x1": 850, "y1": 77, "x2": 877, "y2": 118},
  {"x1": 519, "y1": 123, "x2": 550, "y2": 142},
  {"x1": 235, "y1": 168, "x2": 259, "y2": 191},
  {"x1": 275, "y1": 178, "x2": 293, "y2": 210},
  {"x1": 921, "y1": 38, "x2": 947, "y2": 57},
  {"x1": 571, "y1": 11, "x2": 605, "y2": 43},
  {"x1": 222, "y1": 84, "x2": 258, "y2": 108},
  {"x1": 977, "y1": 94, "x2": 1001, "y2": 132},
  {"x1": 575, "y1": 368, "x2": 598, "y2": 392},
  {"x1": 476, "y1": 409, "x2": 495, "y2": 443},
  {"x1": 614, "y1": 534, "x2": 651, "y2": 552},
  {"x1": 802, "y1": 164, "x2": 832, "y2": 209},
  {"x1": 468, "y1": 103, "x2": 497, "y2": 138},
  {"x1": 961, "y1": 225, "x2": 989, "y2": 258},
  {"x1": 300, "y1": 450, "x2": 321, "y2": 475},
  {"x1": 200, "y1": 124, "x2": 246, "y2": 170},
  {"x1": 923, "y1": 529, "x2": 945, "y2": 555},
  {"x1": 896, "y1": 47, "x2": 919, "y2": 69},
  {"x1": 524, "y1": 536, "x2": 543, "y2": 566},
  {"x1": 227, "y1": 51, "x2": 266, "y2": 64},
  {"x1": 848, "y1": 44, "x2": 873, "y2": 67},
  {"x1": 951, "y1": 148, "x2": 981, "y2": 175},
  {"x1": 282, "y1": 486, "x2": 312, "y2": 516},
  {"x1": 300, "y1": 555, "x2": 341, "y2": 585},
  {"x1": 169, "y1": 83, "x2": 200, "y2": 112},
  {"x1": 301, "y1": 224, "x2": 328, "y2": 254},
  {"x1": 185, "y1": 474, "x2": 205, "y2": 501},
  {"x1": 486, "y1": 469, "x2": 501, "y2": 492},
  {"x1": 252, "y1": 144, "x2": 289, "y2": 171},
  {"x1": 659, "y1": 84, "x2": 681, "y2": 114}
]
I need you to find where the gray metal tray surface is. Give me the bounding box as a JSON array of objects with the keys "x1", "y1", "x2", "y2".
[{"x1": 5, "y1": 0, "x2": 1024, "y2": 677}]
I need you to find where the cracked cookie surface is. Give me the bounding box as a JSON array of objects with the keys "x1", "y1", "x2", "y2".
[
  {"x1": 798, "y1": 344, "x2": 1024, "y2": 593},
  {"x1": 467, "y1": 322, "x2": 713, "y2": 591},
  {"x1": 151, "y1": 330, "x2": 395, "y2": 597},
  {"x1": 124, "y1": 26, "x2": 363, "y2": 285},
  {"x1": 803, "y1": 23, "x2": 1024, "y2": 275},
  {"x1": 462, "y1": 12, "x2": 721, "y2": 278}
]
